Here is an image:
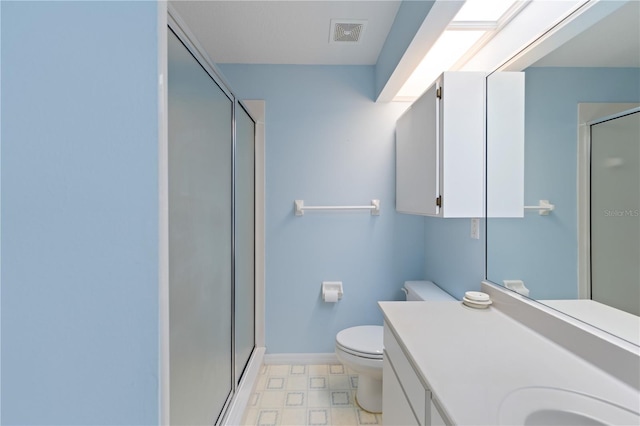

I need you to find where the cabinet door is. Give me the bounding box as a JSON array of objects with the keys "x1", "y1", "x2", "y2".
[
  {"x1": 383, "y1": 356, "x2": 420, "y2": 426},
  {"x1": 439, "y1": 72, "x2": 484, "y2": 218},
  {"x1": 396, "y1": 84, "x2": 439, "y2": 216},
  {"x1": 486, "y1": 72, "x2": 525, "y2": 218}
]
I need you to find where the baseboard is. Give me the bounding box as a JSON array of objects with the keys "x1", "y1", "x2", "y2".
[
  {"x1": 263, "y1": 352, "x2": 339, "y2": 365},
  {"x1": 223, "y1": 346, "x2": 266, "y2": 426}
]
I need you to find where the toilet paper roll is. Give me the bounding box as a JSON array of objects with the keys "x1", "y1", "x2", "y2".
[{"x1": 323, "y1": 290, "x2": 339, "y2": 303}]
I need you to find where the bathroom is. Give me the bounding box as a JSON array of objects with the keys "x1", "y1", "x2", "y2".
[{"x1": 2, "y1": 1, "x2": 638, "y2": 425}]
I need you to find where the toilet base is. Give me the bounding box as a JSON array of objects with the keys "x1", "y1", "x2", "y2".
[{"x1": 354, "y1": 374, "x2": 382, "y2": 413}]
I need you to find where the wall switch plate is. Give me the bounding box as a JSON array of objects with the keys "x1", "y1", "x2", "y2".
[{"x1": 470, "y1": 218, "x2": 480, "y2": 239}]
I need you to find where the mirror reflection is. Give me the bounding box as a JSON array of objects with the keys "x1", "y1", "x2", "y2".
[{"x1": 486, "y1": 1, "x2": 640, "y2": 344}]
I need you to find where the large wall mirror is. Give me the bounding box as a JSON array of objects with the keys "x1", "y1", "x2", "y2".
[{"x1": 486, "y1": 0, "x2": 639, "y2": 345}]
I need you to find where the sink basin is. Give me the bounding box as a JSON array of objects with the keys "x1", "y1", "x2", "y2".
[
  {"x1": 524, "y1": 409, "x2": 607, "y2": 425},
  {"x1": 498, "y1": 387, "x2": 640, "y2": 425}
]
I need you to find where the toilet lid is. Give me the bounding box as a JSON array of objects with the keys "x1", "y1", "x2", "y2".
[{"x1": 336, "y1": 326, "x2": 383, "y2": 356}]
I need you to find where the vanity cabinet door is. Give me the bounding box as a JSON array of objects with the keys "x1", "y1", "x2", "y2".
[
  {"x1": 384, "y1": 323, "x2": 429, "y2": 425},
  {"x1": 396, "y1": 72, "x2": 485, "y2": 218},
  {"x1": 383, "y1": 355, "x2": 420, "y2": 426},
  {"x1": 384, "y1": 326, "x2": 427, "y2": 420}
]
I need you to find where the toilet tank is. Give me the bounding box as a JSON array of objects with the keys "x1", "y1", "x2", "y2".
[{"x1": 403, "y1": 280, "x2": 455, "y2": 301}]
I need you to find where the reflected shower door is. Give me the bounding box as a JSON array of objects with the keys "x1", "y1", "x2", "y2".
[
  {"x1": 590, "y1": 110, "x2": 640, "y2": 316},
  {"x1": 168, "y1": 29, "x2": 233, "y2": 425},
  {"x1": 235, "y1": 104, "x2": 256, "y2": 385}
]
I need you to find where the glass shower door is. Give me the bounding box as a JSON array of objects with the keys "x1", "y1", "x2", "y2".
[
  {"x1": 168, "y1": 29, "x2": 233, "y2": 425},
  {"x1": 590, "y1": 110, "x2": 640, "y2": 316},
  {"x1": 234, "y1": 103, "x2": 256, "y2": 384}
]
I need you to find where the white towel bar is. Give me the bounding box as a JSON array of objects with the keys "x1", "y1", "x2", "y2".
[
  {"x1": 294, "y1": 199, "x2": 380, "y2": 216},
  {"x1": 524, "y1": 199, "x2": 555, "y2": 215}
]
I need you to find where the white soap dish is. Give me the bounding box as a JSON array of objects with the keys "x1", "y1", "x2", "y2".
[
  {"x1": 462, "y1": 291, "x2": 492, "y2": 309},
  {"x1": 464, "y1": 291, "x2": 490, "y2": 302}
]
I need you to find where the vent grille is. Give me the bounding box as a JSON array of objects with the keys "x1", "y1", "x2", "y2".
[{"x1": 330, "y1": 19, "x2": 367, "y2": 44}]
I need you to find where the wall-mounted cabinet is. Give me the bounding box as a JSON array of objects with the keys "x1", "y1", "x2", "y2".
[
  {"x1": 396, "y1": 72, "x2": 485, "y2": 218},
  {"x1": 486, "y1": 72, "x2": 525, "y2": 218}
]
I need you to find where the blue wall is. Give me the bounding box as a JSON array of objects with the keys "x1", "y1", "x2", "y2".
[
  {"x1": 486, "y1": 67, "x2": 640, "y2": 299},
  {"x1": 219, "y1": 64, "x2": 425, "y2": 353},
  {"x1": 1, "y1": 2, "x2": 160, "y2": 424},
  {"x1": 424, "y1": 218, "x2": 485, "y2": 300}
]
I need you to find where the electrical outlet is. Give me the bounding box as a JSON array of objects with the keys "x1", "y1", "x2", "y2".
[{"x1": 470, "y1": 218, "x2": 480, "y2": 239}]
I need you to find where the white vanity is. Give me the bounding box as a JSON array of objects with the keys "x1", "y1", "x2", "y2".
[{"x1": 379, "y1": 283, "x2": 640, "y2": 425}]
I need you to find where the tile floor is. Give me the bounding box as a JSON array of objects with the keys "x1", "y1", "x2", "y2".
[{"x1": 241, "y1": 364, "x2": 383, "y2": 426}]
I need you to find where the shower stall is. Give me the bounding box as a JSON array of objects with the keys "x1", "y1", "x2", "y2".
[
  {"x1": 590, "y1": 108, "x2": 640, "y2": 316},
  {"x1": 166, "y1": 22, "x2": 257, "y2": 425}
]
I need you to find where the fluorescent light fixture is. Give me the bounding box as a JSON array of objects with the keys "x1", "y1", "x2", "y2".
[
  {"x1": 394, "y1": 0, "x2": 522, "y2": 101},
  {"x1": 453, "y1": 0, "x2": 519, "y2": 22},
  {"x1": 395, "y1": 30, "x2": 485, "y2": 100}
]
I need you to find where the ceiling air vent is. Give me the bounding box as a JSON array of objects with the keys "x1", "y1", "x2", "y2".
[{"x1": 330, "y1": 19, "x2": 367, "y2": 44}]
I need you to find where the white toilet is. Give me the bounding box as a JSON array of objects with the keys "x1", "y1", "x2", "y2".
[{"x1": 334, "y1": 280, "x2": 454, "y2": 413}]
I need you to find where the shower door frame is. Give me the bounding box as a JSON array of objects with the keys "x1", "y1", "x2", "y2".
[
  {"x1": 159, "y1": 4, "x2": 265, "y2": 424},
  {"x1": 576, "y1": 103, "x2": 640, "y2": 300}
]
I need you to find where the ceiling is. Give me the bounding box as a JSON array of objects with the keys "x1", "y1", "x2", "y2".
[
  {"x1": 168, "y1": 0, "x2": 639, "y2": 101},
  {"x1": 532, "y1": 0, "x2": 640, "y2": 68},
  {"x1": 169, "y1": 0, "x2": 402, "y2": 65}
]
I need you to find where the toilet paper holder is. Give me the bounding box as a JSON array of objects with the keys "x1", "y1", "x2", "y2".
[{"x1": 322, "y1": 281, "x2": 343, "y2": 302}]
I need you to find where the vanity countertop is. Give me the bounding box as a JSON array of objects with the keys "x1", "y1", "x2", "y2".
[
  {"x1": 540, "y1": 299, "x2": 640, "y2": 346},
  {"x1": 379, "y1": 301, "x2": 639, "y2": 425}
]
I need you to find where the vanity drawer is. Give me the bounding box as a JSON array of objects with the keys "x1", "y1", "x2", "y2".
[{"x1": 384, "y1": 322, "x2": 428, "y2": 424}]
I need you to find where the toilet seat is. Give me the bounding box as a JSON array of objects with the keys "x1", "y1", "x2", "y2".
[{"x1": 336, "y1": 326, "x2": 383, "y2": 359}]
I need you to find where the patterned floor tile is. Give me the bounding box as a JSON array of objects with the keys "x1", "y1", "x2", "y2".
[
  {"x1": 280, "y1": 408, "x2": 306, "y2": 426},
  {"x1": 330, "y1": 390, "x2": 351, "y2": 406},
  {"x1": 285, "y1": 391, "x2": 305, "y2": 407},
  {"x1": 356, "y1": 408, "x2": 380, "y2": 425},
  {"x1": 308, "y1": 364, "x2": 328, "y2": 375},
  {"x1": 255, "y1": 375, "x2": 268, "y2": 391},
  {"x1": 249, "y1": 392, "x2": 261, "y2": 407},
  {"x1": 329, "y1": 375, "x2": 350, "y2": 390},
  {"x1": 266, "y1": 377, "x2": 287, "y2": 390},
  {"x1": 268, "y1": 365, "x2": 290, "y2": 376},
  {"x1": 243, "y1": 363, "x2": 379, "y2": 426},
  {"x1": 329, "y1": 364, "x2": 346, "y2": 375},
  {"x1": 349, "y1": 375, "x2": 359, "y2": 389},
  {"x1": 243, "y1": 408, "x2": 259, "y2": 425},
  {"x1": 286, "y1": 375, "x2": 308, "y2": 390},
  {"x1": 309, "y1": 376, "x2": 328, "y2": 389},
  {"x1": 307, "y1": 408, "x2": 331, "y2": 425},
  {"x1": 257, "y1": 409, "x2": 280, "y2": 426},
  {"x1": 290, "y1": 364, "x2": 307, "y2": 375},
  {"x1": 260, "y1": 390, "x2": 286, "y2": 408},
  {"x1": 306, "y1": 390, "x2": 331, "y2": 407},
  {"x1": 331, "y1": 407, "x2": 359, "y2": 425}
]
